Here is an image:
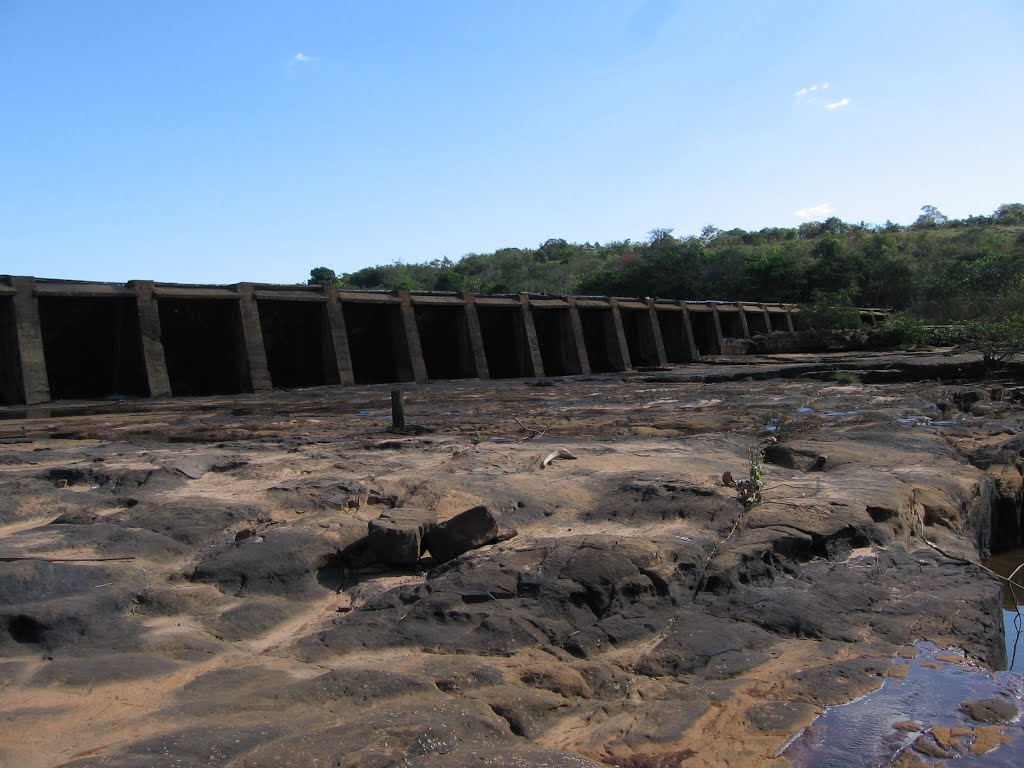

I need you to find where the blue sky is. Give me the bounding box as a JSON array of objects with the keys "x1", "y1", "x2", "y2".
[{"x1": 2, "y1": 1, "x2": 1022, "y2": 284}]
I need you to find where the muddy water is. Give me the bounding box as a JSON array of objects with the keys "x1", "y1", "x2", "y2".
[
  {"x1": 783, "y1": 644, "x2": 1024, "y2": 766},
  {"x1": 786, "y1": 549, "x2": 1024, "y2": 766},
  {"x1": 985, "y1": 548, "x2": 1024, "y2": 673}
]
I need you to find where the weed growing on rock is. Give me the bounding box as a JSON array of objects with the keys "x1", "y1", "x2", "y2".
[
  {"x1": 831, "y1": 370, "x2": 862, "y2": 385},
  {"x1": 735, "y1": 447, "x2": 765, "y2": 508}
]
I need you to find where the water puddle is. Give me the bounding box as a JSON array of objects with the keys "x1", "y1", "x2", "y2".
[
  {"x1": 895, "y1": 415, "x2": 965, "y2": 428},
  {"x1": 986, "y1": 549, "x2": 1024, "y2": 674},
  {"x1": 783, "y1": 643, "x2": 1024, "y2": 766},
  {"x1": 1004, "y1": 610, "x2": 1024, "y2": 673}
]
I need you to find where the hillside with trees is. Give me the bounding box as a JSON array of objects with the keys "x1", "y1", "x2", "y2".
[{"x1": 308, "y1": 204, "x2": 1024, "y2": 323}]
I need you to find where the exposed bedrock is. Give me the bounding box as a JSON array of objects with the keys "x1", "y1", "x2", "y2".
[{"x1": 0, "y1": 368, "x2": 1020, "y2": 767}]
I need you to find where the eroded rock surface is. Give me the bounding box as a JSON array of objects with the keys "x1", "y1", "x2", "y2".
[{"x1": 0, "y1": 350, "x2": 1021, "y2": 767}]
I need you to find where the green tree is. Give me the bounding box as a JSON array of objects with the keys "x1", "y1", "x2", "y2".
[
  {"x1": 994, "y1": 203, "x2": 1024, "y2": 226},
  {"x1": 913, "y1": 205, "x2": 948, "y2": 229},
  {"x1": 807, "y1": 235, "x2": 862, "y2": 295},
  {"x1": 744, "y1": 250, "x2": 806, "y2": 301},
  {"x1": 307, "y1": 267, "x2": 339, "y2": 287}
]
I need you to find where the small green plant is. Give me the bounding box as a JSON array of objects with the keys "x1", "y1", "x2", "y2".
[
  {"x1": 735, "y1": 447, "x2": 765, "y2": 508},
  {"x1": 830, "y1": 371, "x2": 862, "y2": 385}
]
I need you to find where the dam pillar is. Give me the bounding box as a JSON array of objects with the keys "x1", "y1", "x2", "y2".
[
  {"x1": 567, "y1": 299, "x2": 592, "y2": 376},
  {"x1": 327, "y1": 286, "x2": 360, "y2": 387},
  {"x1": 127, "y1": 280, "x2": 171, "y2": 397},
  {"x1": 711, "y1": 307, "x2": 726, "y2": 349},
  {"x1": 460, "y1": 293, "x2": 491, "y2": 379},
  {"x1": 646, "y1": 299, "x2": 668, "y2": 366},
  {"x1": 236, "y1": 284, "x2": 273, "y2": 392},
  {"x1": 518, "y1": 294, "x2": 545, "y2": 378},
  {"x1": 738, "y1": 306, "x2": 752, "y2": 338},
  {"x1": 324, "y1": 287, "x2": 355, "y2": 386},
  {"x1": 608, "y1": 299, "x2": 633, "y2": 371},
  {"x1": 7, "y1": 277, "x2": 50, "y2": 405},
  {"x1": 397, "y1": 291, "x2": 429, "y2": 382},
  {"x1": 680, "y1": 303, "x2": 700, "y2": 361}
]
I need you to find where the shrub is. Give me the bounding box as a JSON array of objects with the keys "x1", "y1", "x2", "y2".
[
  {"x1": 872, "y1": 312, "x2": 929, "y2": 348},
  {"x1": 799, "y1": 291, "x2": 862, "y2": 333},
  {"x1": 957, "y1": 317, "x2": 1024, "y2": 369},
  {"x1": 831, "y1": 371, "x2": 862, "y2": 385}
]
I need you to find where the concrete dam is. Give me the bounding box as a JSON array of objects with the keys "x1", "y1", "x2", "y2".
[{"x1": 0, "y1": 276, "x2": 889, "y2": 405}]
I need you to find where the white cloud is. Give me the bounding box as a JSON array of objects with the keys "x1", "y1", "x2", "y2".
[
  {"x1": 795, "y1": 81, "x2": 828, "y2": 98},
  {"x1": 795, "y1": 82, "x2": 848, "y2": 110},
  {"x1": 793, "y1": 202, "x2": 836, "y2": 219},
  {"x1": 293, "y1": 52, "x2": 317, "y2": 63}
]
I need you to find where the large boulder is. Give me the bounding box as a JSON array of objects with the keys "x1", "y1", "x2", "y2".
[
  {"x1": 368, "y1": 508, "x2": 437, "y2": 565},
  {"x1": 424, "y1": 506, "x2": 500, "y2": 563}
]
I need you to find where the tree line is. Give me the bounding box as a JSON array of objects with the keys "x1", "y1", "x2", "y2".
[{"x1": 308, "y1": 204, "x2": 1024, "y2": 323}]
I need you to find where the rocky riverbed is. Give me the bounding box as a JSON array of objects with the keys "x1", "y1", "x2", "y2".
[{"x1": 1, "y1": 350, "x2": 1022, "y2": 767}]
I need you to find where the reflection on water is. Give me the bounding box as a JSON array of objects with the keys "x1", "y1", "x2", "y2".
[
  {"x1": 1005, "y1": 610, "x2": 1024, "y2": 673},
  {"x1": 985, "y1": 548, "x2": 1024, "y2": 673},
  {"x1": 784, "y1": 643, "x2": 1024, "y2": 767}
]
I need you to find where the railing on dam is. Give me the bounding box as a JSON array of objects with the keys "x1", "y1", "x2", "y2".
[{"x1": 0, "y1": 276, "x2": 890, "y2": 405}]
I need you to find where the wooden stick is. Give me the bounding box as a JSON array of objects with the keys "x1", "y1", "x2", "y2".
[
  {"x1": 514, "y1": 417, "x2": 547, "y2": 439},
  {"x1": 391, "y1": 389, "x2": 406, "y2": 431}
]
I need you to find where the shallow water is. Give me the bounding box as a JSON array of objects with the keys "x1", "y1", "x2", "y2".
[
  {"x1": 784, "y1": 643, "x2": 1024, "y2": 766},
  {"x1": 1004, "y1": 610, "x2": 1024, "y2": 673},
  {"x1": 985, "y1": 548, "x2": 1024, "y2": 672}
]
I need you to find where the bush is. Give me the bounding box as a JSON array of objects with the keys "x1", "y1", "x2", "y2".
[
  {"x1": 871, "y1": 312, "x2": 929, "y2": 348},
  {"x1": 831, "y1": 371, "x2": 862, "y2": 385},
  {"x1": 929, "y1": 324, "x2": 973, "y2": 347},
  {"x1": 798, "y1": 291, "x2": 862, "y2": 333},
  {"x1": 957, "y1": 317, "x2": 1024, "y2": 369}
]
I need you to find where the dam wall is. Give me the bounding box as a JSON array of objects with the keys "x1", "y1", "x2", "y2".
[{"x1": 0, "y1": 276, "x2": 889, "y2": 405}]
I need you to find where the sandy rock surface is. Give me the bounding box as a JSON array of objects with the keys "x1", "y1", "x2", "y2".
[{"x1": 1, "y1": 350, "x2": 1022, "y2": 767}]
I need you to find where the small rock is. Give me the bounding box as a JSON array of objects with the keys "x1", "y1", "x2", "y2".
[
  {"x1": 934, "y1": 653, "x2": 965, "y2": 664},
  {"x1": 912, "y1": 734, "x2": 955, "y2": 759},
  {"x1": 747, "y1": 701, "x2": 817, "y2": 733},
  {"x1": 930, "y1": 726, "x2": 965, "y2": 750},
  {"x1": 961, "y1": 698, "x2": 1019, "y2": 723},
  {"x1": 970, "y1": 725, "x2": 1011, "y2": 756},
  {"x1": 170, "y1": 459, "x2": 208, "y2": 480},
  {"x1": 888, "y1": 751, "x2": 929, "y2": 767},
  {"x1": 893, "y1": 721, "x2": 922, "y2": 732},
  {"x1": 368, "y1": 509, "x2": 436, "y2": 565},
  {"x1": 49, "y1": 509, "x2": 103, "y2": 525},
  {"x1": 423, "y1": 505, "x2": 500, "y2": 563},
  {"x1": 953, "y1": 389, "x2": 985, "y2": 409}
]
